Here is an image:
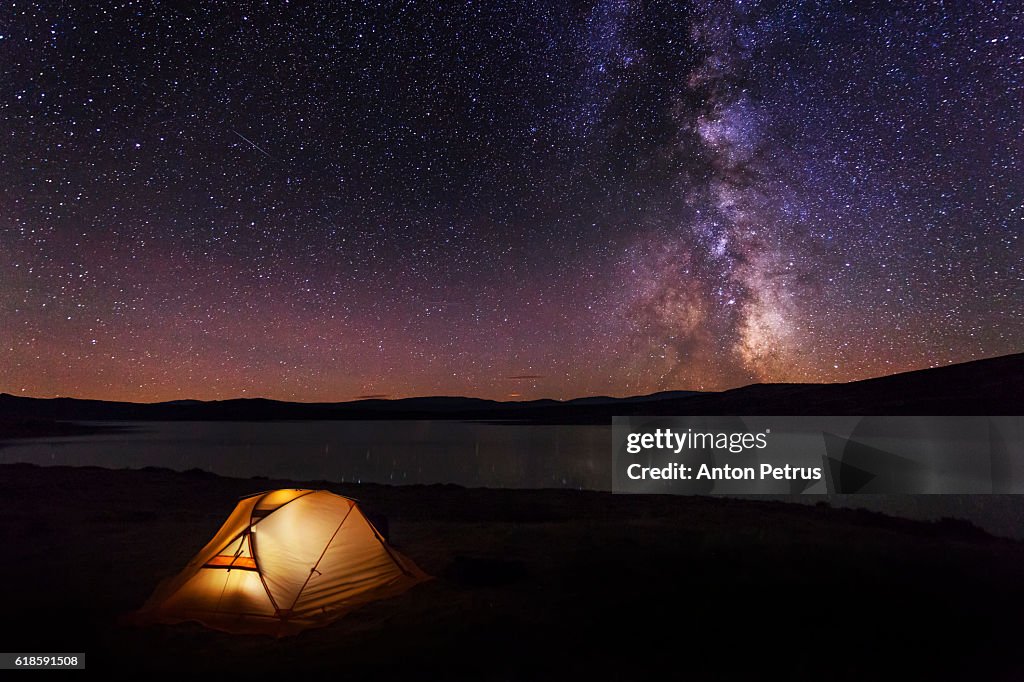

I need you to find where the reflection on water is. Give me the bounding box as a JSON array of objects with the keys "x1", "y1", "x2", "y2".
[
  {"x1": 0, "y1": 420, "x2": 611, "y2": 489},
  {"x1": 2, "y1": 420, "x2": 1022, "y2": 538}
]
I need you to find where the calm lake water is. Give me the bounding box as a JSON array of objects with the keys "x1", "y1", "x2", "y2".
[
  {"x1": 0, "y1": 420, "x2": 611, "y2": 489},
  {"x1": 2, "y1": 420, "x2": 1022, "y2": 538}
]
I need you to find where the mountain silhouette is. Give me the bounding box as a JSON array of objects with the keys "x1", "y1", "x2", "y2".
[{"x1": 1, "y1": 353, "x2": 1021, "y2": 425}]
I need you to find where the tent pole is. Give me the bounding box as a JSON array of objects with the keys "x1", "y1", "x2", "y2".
[{"x1": 284, "y1": 499, "x2": 356, "y2": 615}]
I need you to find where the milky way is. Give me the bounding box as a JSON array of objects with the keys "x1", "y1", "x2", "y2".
[{"x1": 1, "y1": 1, "x2": 1021, "y2": 401}]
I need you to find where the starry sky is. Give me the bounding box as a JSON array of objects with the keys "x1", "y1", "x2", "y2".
[{"x1": 1, "y1": 0, "x2": 1021, "y2": 402}]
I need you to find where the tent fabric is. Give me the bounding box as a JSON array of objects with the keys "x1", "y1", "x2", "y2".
[{"x1": 135, "y1": 489, "x2": 429, "y2": 636}]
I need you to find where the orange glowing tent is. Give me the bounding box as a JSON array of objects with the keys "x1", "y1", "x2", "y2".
[{"x1": 135, "y1": 489, "x2": 429, "y2": 636}]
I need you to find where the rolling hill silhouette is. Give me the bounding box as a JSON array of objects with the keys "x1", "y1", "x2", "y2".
[{"x1": 1, "y1": 353, "x2": 1021, "y2": 426}]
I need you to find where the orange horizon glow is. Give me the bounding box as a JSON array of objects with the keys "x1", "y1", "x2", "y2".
[{"x1": 1, "y1": 352, "x2": 1008, "y2": 404}]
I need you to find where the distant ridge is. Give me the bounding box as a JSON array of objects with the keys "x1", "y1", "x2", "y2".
[{"x1": 1, "y1": 353, "x2": 1021, "y2": 425}]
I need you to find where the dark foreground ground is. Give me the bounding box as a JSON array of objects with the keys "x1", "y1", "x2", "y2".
[{"x1": 1, "y1": 463, "x2": 1022, "y2": 679}]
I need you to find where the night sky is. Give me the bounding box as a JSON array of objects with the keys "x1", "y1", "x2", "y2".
[{"x1": 2, "y1": 1, "x2": 1021, "y2": 402}]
